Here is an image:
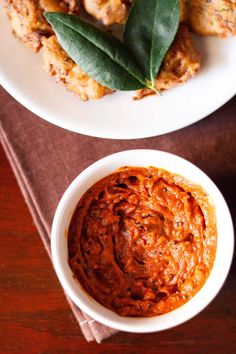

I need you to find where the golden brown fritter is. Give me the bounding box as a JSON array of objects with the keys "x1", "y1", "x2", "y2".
[
  {"x1": 180, "y1": 0, "x2": 188, "y2": 23},
  {"x1": 4, "y1": 0, "x2": 79, "y2": 52},
  {"x1": 82, "y1": 0, "x2": 236, "y2": 38},
  {"x1": 82, "y1": 0, "x2": 131, "y2": 25},
  {"x1": 187, "y1": 0, "x2": 236, "y2": 38},
  {"x1": 135, "y1": 25, "x2": 200, "y2": 99},
  {"x1": 82, "y1": 0, "x2": 187, "y2": 26},
  {"x1": 155, "y1": 24, "x2": 201, "y2": 91},
  {"x1": 42, "y1": 35, "x2": 112, "y2": 101}
]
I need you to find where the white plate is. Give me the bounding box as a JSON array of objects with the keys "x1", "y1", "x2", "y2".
[{"x1": 0, "y1": 5, "x2": 235, "y2": 139}]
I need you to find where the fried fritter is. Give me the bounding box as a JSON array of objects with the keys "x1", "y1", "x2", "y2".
[
  {"x1": 135, "y1": 25, "x2": 200, "y2": 99},
  {"x1": 42, "y1": 35, "x2": 112, "y2": 101},
  {"x1": 82, "y1": 0, "x2": 236, "y2": 38},
  {"x1": 155, "y1": 24, "x2": 200, "y2": 90},
  {"x1": 187, "y1": 0, "x2": 236, "y2": 38},
  {"x1": 4, "y1": 0, "x2": 79, "y2": 52},
  {"x1": 180, "y1": 0, "x2": 188, "y2": 23},
  {"x1": 82, "y1": 0, "x2": 130, "y2": 25},
  {"x1": 82, "y1": 0, "x2": 187, "y2": 26}
]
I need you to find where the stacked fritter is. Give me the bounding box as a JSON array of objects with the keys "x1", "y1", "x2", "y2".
[
  {"x1": 42, "y1": 35, "x2": 112, "y2": 100},
  {"x1": 4, "y1": 0, "x2": 111, "y2": 100},
  {"x1": 4, "y1": 0, "x2": 236, "y2": 100},
  {"x1": 5, "y1": 0, "x2": 79, "y2": 51},
  {"x1": 82, "y1": 0, "x2": 188, "y2": 24},
  {"x1": 84, "y1": 0, "x2": 236, "y2": 38}
]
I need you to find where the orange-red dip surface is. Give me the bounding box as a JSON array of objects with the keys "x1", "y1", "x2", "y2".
[{"x1": 68, "y1": 167, "x2": 217, "y2": 317}]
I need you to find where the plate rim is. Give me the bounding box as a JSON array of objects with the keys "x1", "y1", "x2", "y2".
[{"x1": 1, "y1": 69, "x2": 235, "y2": 140}]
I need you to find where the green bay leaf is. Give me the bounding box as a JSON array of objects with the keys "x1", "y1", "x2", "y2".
[
  {"x1": 45, "y1": 12, "x2": 146, "y2": 91},
  {"x1": 124, "y1": 0, "x2": 180, "y2": 85}
]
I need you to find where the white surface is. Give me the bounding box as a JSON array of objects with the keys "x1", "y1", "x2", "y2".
[
  {"x1": 51, "y1": 150, "x2": 234, "y2": 333},
  {"x1": 0, "y1": 5, "x2": 236, "y2": 139}
]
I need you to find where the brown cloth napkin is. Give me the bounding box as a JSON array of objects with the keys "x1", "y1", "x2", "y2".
[{"x1": 0, "y1": 86, "x2": 235, "y2": 342}]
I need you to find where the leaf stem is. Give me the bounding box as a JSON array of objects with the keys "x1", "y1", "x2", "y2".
[{"x1": 146, "y1": 83, "x2": 162, "y2": 96}]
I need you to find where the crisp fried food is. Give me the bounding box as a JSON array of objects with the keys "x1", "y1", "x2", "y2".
[
  {"x1": 180, "y1": 0, "x2": 188, "y2": 23},
  {"x1": 82, "y1": 0, "x2": 187, "y2": 26},
  {"x1": 135, "y1": 25, "x2": 200, "y2": 99},
  {"x1": 187, "y1": 0, "x2": 236, "y2": 38},
  {"x1": 82, "y1": 0, "x2": 236, "y2": 38},
  {"x1": 155, "y1": 24, "x2": 200, "y2": 91},
  {"x1": 42, "y1": 36, "x2": 112, "y2": 101},
  {"x1": 7, "y1": 1, "x2": 228, "y2": 101},
  {"x1": 82, "y1": 0, "x2": 131, "y2": 25},
  {"x1": 4, "y1": 0, "x2": 79, "y2": 52}
]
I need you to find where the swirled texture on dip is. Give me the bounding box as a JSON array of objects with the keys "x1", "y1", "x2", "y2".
[{"x1": 68, "y1": 167, "x2": 217, "y2": 317}]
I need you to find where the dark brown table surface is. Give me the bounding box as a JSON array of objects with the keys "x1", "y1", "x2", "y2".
[{"x1": 1, "y1": 94, "x2": 236, "y2": 353}]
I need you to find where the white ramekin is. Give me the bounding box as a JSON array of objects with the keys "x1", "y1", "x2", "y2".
[{"x1": 51, "y1": 150, "x2": 234, "y2": 333}]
